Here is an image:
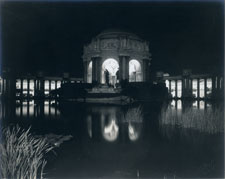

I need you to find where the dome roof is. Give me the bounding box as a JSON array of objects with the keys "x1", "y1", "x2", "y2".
[{"x1": 96, "y1": 28, "x2": 142, "y2": 41}]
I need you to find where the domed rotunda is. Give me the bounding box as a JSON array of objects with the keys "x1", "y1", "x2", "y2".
[{"x1": 83, "y1": 29, "x2": 151, "y2": 86}]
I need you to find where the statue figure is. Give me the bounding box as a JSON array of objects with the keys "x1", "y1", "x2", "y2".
[{"x1": 105, "y1": 69, "x2": 109, "y2": 86}]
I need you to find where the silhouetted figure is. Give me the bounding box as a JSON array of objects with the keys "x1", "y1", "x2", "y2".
[
  {"x1": 105, "y1": 70, "x2": 109, "y2": 86},
  {"x1": 116, "y1": 70, "x2": 119, "y2": 80}
]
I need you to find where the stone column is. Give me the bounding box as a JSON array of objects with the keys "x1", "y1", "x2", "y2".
[
  {"x1": 125, "y1": 56, "x2": 129, "y2": 81},
  {"x1": 34, "y1": 79, "x2": 36, "y2": 97},
  {"x1": 142, "y1": 59, "x2": 150, "y2": 82},
  {"x1": 2, "y1": 78, "x2": 5, "y2": 95},
  {"x1": 36, "y1": 79, "x2": 39, "y2": 91},
  {"x1": 21, "y1": 79, "x2": 23, "y2": 98},
  {"x1": 175, "y1": 80, "x2": 178, "y2": 98},
  {"x1": 49, "y1": 80, "x2": 51, "y2": 92},
  {"x1": 204, "y1": 78, "x2": 207, "y2": 99},
  {"x1": 182, "y1": 78, "x2": 185, "y2": 98},
  {"x1": 119, "y1": 56, "x2": 129, "y2": 82},
  {"x1": 169, "y1": 80, "x2": 171, "y2": 94},
  {"x1": 96, "y1": 57, "x2": 101, "y2": 83},
  {"x1": 91, "y1": 57, "x2": 101, "y2": 84},
  {"x1": 92, "y1": 58, "x2": 97, "y2": 83},
  {"x1": 55, "y1": 80, "x2": 57, "y2": 90},
  {"x1": 27, "y1": 79, "x2": 30, "y2": 98},
  {"x1": 83, "y1": 61, "x2": 88, "y2": 83},
  {"x1": 212, "y1": 76, "x2": 216, "y2": 97},
  {"x1": 119, "y1": 56, "x2": 123, "y2": 82},
  {"x1": 197, "y1": 78, "x2": 200, "y2": 98},
  {"x1": 40, "y1": 79, "x2": 44, "y2": 98},
  {"x1": 92, "y1": 58, "x2": 96, "y2": 83},
  {"x1": 190, "y1": 79, "x2": 193, "y2": 97}
]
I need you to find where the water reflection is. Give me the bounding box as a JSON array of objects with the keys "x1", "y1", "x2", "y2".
[
  {"x1": 102, "y1": 118, "x2": 119, "y2": 142},
  {"x1": 0, "y1": 99, "x2": 223, "y2": 178},
  {"x1": 85, "y1": 106, "x2": 143, "y2": 142},
  {"x1": 128, "y1": 123, "x2": 141, "y2": 141},
  {"x1": 170, "y1": 99, "x2": 211, "y2": 110},
  {"x1": 14, "y1": 100, "x2": 61, "y2": 119},
  {"x1": 1, "y1": 99, "x2": 222, "y2": 137}
]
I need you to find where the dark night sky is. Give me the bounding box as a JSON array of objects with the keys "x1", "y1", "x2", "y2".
[{"x1": 1, "y1": 1, "x2": 224, "y2": 77}]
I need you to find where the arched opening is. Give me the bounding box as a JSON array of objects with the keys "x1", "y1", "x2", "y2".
[
  {"x1": 101, "y1": 58, "x2": 119, "y2": 86},
  {"x1": 87, "y1": 61, "x2": 92, "y2": 83},
  {"x1": 129, "y1": 59, "x2": 142, "y2": 82}
]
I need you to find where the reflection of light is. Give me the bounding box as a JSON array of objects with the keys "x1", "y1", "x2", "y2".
[
  {"x1": 171, "y1": 100, "x2": 175, "y2": 107},
  {"x1": 22, "y1": 106, "x2": 27, "y2": 117},
  {"x1": 56, "y1": 109, "x2": 60, "y2": 116},
  {"x1": 128, "y1": 123, "x2": 139, "y2": 141},
  {"x1": 193, "y1": 101, "x2": 197, "y2": 107},
  {"x1": 44, "y1": 101, "x2": 49, "y2": 116},
  {"x1": 50, "y1": 107, "x2": 56, "y2": 116},
  {"x1": 29, "y1": 104, "x2": 34, "y2": 116},
  {"x1": 165, "y1": 80, "x2": 169, "y2": 88},
  {"x1": 103, "y1": 119, "x2": 119, "y2": 142},
  {"x1": 199, "y1": 79, "x2": 204, "y2": 98},
  {"x1": 200, "y1": 101, "x2": 205, "y2": 109},
  {"x1": 16, "y1": 107, "x2": 20, "y2": 117},
  {"x1": 87, "y1": 115, "x2": 92, "y2": 138},
  {"x1": 177, "y1": 100, "x2": 182, "y2": 109},
  {"x1": 207, "y1": 103, "x2": 212, "y2": 108}
]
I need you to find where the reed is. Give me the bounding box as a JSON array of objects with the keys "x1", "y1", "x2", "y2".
[
  {"x1": 160, "y1": 106, "x2": 224, "y2": 134},
  {"x1": 0, "y1": 125, "x2": 55, "y2": 179},
  {"x1": 123, "y1": 106, "x2": 143, "y2": 123}
]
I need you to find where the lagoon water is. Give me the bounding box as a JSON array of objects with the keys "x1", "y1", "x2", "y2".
[{"x1": 0, "y1": 100, "x2": 224, "y2": 178}]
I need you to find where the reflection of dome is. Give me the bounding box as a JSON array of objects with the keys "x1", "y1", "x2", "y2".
[{"x1": 103, "y1": 119, "x2": 119, "y2": 142}]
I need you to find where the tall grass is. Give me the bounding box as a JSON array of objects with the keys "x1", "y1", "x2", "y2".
[
  {"x1": 160, "y1": 106, "x2": 224, "y2": 134},
  {"x1": 0, "y1": 125, "x2": 55, "y2": 179},
  {"x1": 122, "y1": 106, "x2": 143, "y2": 123}
]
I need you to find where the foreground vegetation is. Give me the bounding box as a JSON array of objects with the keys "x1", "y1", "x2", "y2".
[
  {"x1": 122, "y1": 106, "x2": 143, "y2": 123},
  {"x1": 0, "y1": 126, "x2": 55, "y2": 179}
]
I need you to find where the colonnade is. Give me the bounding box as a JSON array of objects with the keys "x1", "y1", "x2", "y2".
[
  {"x1": 17, "y1": 78, "x2": 62, "y2": 98},
  {"x1": 166, "y1": 76, "x2": 223, "y2": 99},
  {"x1": 15, "y1": 100, "x2": 60, "y2": 119},
  {"x1": 84, "y1": 56, "x2": 150, "y2": 84},
  {"x1": 1, "y1": 78, "x2": 81, "y2": 99}
]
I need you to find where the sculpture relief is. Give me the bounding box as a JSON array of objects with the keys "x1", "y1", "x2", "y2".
[
  {"x1": 83, "y1": 30, "x2": 151, "y2": 64},
  {"x1": 101, "y1": 39, "x2": 119, "y2": 50}
]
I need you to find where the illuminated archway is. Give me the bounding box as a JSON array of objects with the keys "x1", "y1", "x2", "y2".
[
  {"x1": 87, "y1": 61, "x2": 92, "y2": 83},
  {"x1": 129, "y1": 59, "x2": 142, "y2": 82},
  {"x1": 101, "y1": 58, "x2": 119, "y2": 85}
]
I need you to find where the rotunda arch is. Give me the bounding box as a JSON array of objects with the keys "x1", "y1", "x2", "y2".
[
  {"x1": 101, "y1": 58, "x2": 119, "y2": 86},
  {"x1": 129, "y1": 59, "x2": 142, "y2": 82}
]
